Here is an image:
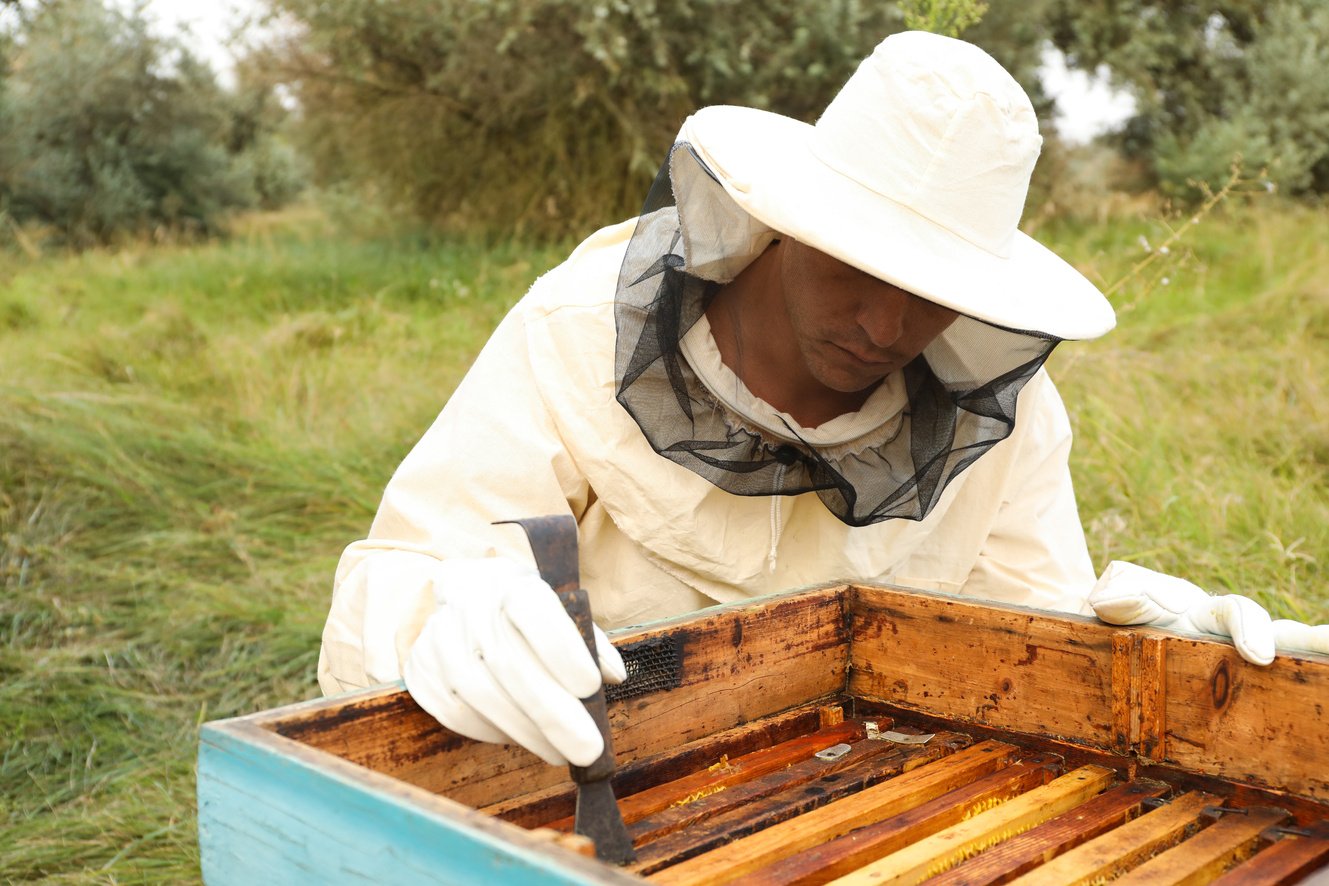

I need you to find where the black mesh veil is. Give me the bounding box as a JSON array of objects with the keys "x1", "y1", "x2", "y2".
[{"x1": 614, "y1": 143, "x2": 1060, "y2": 527}]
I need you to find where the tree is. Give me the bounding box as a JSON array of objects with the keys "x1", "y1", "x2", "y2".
[
  {"x1": 901, "y1": 0, "x2": 988, "y2": 38},
  {"x1": 0, "y1": 0, "x2": 303, "y2": 245},
  {"x1": 264, "y1": 1, "x2": 895, "y2": 238},
  {"x1": 1048, "y1": 0, "x2": 1329, "y2": 201},
  {"x1": 266, "y1": 0, "x2": 1057, "y2": 239}
]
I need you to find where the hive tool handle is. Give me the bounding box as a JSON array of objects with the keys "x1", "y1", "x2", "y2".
[{"x1": 497, "y1": 515, "x2": 636, "y2": 864}]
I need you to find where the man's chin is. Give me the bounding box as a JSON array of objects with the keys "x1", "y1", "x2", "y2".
[{"x1": 816, "y1": 370, "x2": 890, "y2": 396}]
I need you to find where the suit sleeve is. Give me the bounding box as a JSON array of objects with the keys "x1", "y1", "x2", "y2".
[{"x1": 317, "y1": 289, "x2": 593, "y2": 694}]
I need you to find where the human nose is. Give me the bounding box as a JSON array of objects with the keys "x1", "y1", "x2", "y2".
[{"x1": 856, "y1": 291, "x2": 907, "y2": 349}]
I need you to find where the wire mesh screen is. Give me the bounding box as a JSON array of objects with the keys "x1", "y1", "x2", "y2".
[{"x1": 605, "y1": 635, "x2": 683, "y2": 703}]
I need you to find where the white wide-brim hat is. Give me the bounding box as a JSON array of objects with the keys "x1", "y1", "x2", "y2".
[{"x1": 672, "y1": 31, "x2": 1115, "y2": 341}]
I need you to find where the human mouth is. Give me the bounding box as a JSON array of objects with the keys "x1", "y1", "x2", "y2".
[{"x1": 832, "y1": 342, "x2": 895, "y2": 367}]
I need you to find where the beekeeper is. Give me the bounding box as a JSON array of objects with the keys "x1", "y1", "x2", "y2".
[{"x1": 319, "y1": 32, "x2": 1327, "y2": 769}]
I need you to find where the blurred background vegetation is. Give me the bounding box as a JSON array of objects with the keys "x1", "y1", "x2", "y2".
[
  {"x1": 1, "y1": 0, "x2": 1327, "y2": 880},
  {"x1": 3, "y1": 0, "x2": 1328, "y2": 243}
]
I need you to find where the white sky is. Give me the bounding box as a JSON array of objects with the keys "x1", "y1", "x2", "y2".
[
  {"x1": 1040, "y1": 46, "x2": 1137, "y2": 143},
  {"x1": 137, "y1": 0, "x2": 264, "y2": 86},
  {"x1": 141, "y1": 0, "x2": 1136, "y2": 143}
]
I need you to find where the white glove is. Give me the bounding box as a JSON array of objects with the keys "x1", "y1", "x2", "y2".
[
  {"x1": 402, "y1": 557, "x2": 626, "y2": 767},
  {"x1": 1088, "y1": 561, "x2": 1328, "y2": 666},
  {"x1": 1272, "y1": 619, "x2": 1329, "y2": 656},
  {"x1": 1087, "y1": 561, "x2": 1272, "y2": 662}
]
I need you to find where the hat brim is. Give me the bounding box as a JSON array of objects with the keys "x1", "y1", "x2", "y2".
[{"x1": 682, "y1": 106, "x2": 1115, "y2": 340}]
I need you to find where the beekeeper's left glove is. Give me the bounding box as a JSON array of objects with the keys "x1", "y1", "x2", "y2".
[{"x1": 1088, "y1": 560, "x2": 1328, "y2": 665}]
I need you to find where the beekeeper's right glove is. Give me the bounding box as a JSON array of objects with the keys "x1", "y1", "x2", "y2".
[
  {"x1": 1088, "y1": 560, "x2": 1329, "y2": 665},
  {"x1": 402, "y1": 557, "x2": 626, "y2": 767}
]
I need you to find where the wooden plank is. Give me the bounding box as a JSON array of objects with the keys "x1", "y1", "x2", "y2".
[
  {"x1": 624, "y1": 732, "x2": 909, "y2": 844},
  {"x1": 598, "y1": 588, "x2": 851, "y2": 759},
  {"x1": 1005, "y1": 790, "x2": 1220, "y2": 885},
  {"x1": 857, "y1": 698, "x2": 1329, "y2": 830},
  {"x1": 483, "y1": 704, "x2": 832, "y2": 828},
  {"x1": 1140, "y1": 636, "x2": 1167, "y2": 761},
  {"x1": 1132, "y1": 764, "x2": 1329, "y2": 829},
  {"x1": 197, "y1": 720, "x2": 637, "y2": 885},
  {"x1": 1111, "y1": 632, "x2": 1138, "y2": 752},
  {"x1": 1113, "y1": 806, "x2": 1289, "y2": 884},
  {"x1": 733, "y1": 755, "x2": 1061, "y2": 886},
  {"x1": 632, "y1": 736, "x2": 967, "y2": 875},
  {"x1": 247, "y1": 586, "x2": 850, "y2": 807},
  {"x1": 650, "y1": 740, "x2": 1023, "y2": 886},
  {"x1": 1160, "y1": 637, "x2": 1329, "y2": 801},
  {"x1": 633, "y1": 732, "x2": 967, "y2": 852},
  {"x1": 543, "y1": 720, "x2": 867, "y2": 833},
  {"x1": 928, "y1": 779, "x2": 1171, "y2": 886},
  {"x1": 826, "y1": 764, "x2": 1116, "y2": 885},
  {"x1": 849, "y1": 583, "x2": 1329, "y2": 803},
  {"x1": 1211, "y1": 821, "x2": 1329, "y2": 885},
  {"x1": 848, "y1": 585, "x2": 1120, "y2": 750},
  {"x1": 527, "y1": 828, "x2": 596, "y2": 857}
]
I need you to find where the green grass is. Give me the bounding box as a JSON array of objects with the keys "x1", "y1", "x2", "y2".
[
  {"x1": 1044, "y1": 200, "x2": 1329, "y2": 620},
  {"x1": 2, "y1": 200, "x2": 1326, "y2": 881},
  {"x1": 0, "y1": 208, "x2": 568, "y2": 882}
]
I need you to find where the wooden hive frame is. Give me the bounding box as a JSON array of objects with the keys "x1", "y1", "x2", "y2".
[{"x1": 198, "y1": 584, "x2": 1329, "y2": 884}]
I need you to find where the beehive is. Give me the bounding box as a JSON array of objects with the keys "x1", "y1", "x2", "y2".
[{"x1": 198, "y1": 584, "x2": 1329, "y2": 884}]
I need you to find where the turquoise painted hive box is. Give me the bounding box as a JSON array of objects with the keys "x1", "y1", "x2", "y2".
[{"x1": 198, "y1": 584, "x2": 1329, "y2": 884}]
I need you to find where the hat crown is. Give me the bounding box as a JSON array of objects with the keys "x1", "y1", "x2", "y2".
[{"x1": 811, "y1": 31, "x2": 1041, "y2": 258}]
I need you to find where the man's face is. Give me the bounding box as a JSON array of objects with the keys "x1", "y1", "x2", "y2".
[{"x1": 779, "y1": 239, "x2": 959, "y2": 394}]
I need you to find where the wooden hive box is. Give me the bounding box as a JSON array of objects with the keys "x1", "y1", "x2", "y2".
[{"x1": 198, "y1": 584, "x2": 1329, "y2": 884}]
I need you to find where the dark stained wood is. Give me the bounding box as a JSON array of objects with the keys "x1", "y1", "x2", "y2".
[
  {"x1": 543, "y1": 720, "x2": 868, "y2": 833},
  {"x1": 1160, "y1": 637, "x2": 1329, "y2": 802},
  {"x1": 624, "y1": 733, "x2": 916, "y2": 845},
  {"x1": 1140, "y1": 636, "x2": 1167, "y2": 762},
  {"x1": 651, "y1": 741, "x2": 1024, "y2": 886},
  {"x1": 928, "y1": 780, "x2": 1171, "y2": 885},
  {"x1": 216, "y1": 584, "x2": 1329, "y2": 886},
  {"x1": 1210, "y1": 821, "x2": 1329, "y2": 885},
  {"x1": 1004, "y1": 791, "x2": 1220, "y2": 884},
  {"x1": 1133, "y1": 767, "x2": 1329, "y2": 832},
  {"x1": 601, "y1": 588, "x2": 851, "y2": 762},
  {"x1": 831, "y1": 765, "x2": 1116, "y2": 885},
  {"x1": 482, "y1": 704, "x2": 835, "y2": 828},
  {"x1": 1111, "y1": 632, "x2": 1138, "y2": 753},
  {"x1": 848, "y1": 585, "x2": 1121, "y2": 751},
  {"x1": 630, "y1": 736, "x2": 968, "y2": 876},
  {"x1": 848, "y1": 581, "x2": 1329, "y2": 808},
  {"x1": 1112, "y1": 806, "x2": 1288, "y2": 884},
  {"x1": 252, "y1": 586, "x2": 850, "y2": 807},
  {"x1": 855, "y1": 701, "x2": 1329, "y2": 829},
  {"x1": 734, "y1": 755, "x2": 1060, "y2": 886}
]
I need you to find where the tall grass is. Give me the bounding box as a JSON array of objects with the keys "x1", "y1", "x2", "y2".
[
  {"x1": 0, "y1": 208, "x2": 567, "y2": 881},
  {"x1": 1045, "y1": 200, "x2": 1328, "y2": 620},
  {"x1": 2, "y1": 201, "x2": 1325, "y2": 880}
]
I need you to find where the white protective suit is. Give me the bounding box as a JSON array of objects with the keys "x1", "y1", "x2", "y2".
[{"x1": 318, "y1": 219, "x2": 1098, "y2": 694}]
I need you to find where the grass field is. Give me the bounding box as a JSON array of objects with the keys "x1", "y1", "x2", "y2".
[{"x1": 2, "y1": 200, "x2": 1326, "y2": 881}]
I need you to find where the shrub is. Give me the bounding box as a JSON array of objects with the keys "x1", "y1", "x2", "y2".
[
  {"x1": 267, "y1": 0, "x2": 1041, "y2": 238},
  {"x1": 0, "y1": 0, "x2": 302, "y2": 245},
  {"x1": 1049, "y1": 0, "x2": 1329, "y2": 203}
]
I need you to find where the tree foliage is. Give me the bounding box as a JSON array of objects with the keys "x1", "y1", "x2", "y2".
[
  {"x1": 267, "y1": 0, "x2": 893, "y2": 238},
  {"x1": 0, "y1": 0, "x2": 304, "y2": 245},
  {"x1": 267, "y1": 0, "x2": 1049, "y2": 239},
  {"x1": 1049, "y1": 0, "x2": 1329, "y2": 202},
  {"x1": 900, "y1": 0, "x2": 989, "y2": 38}
]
